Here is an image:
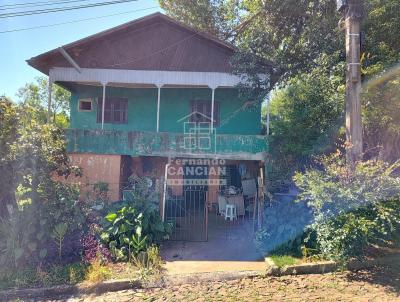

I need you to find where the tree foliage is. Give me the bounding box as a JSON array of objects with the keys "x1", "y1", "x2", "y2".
[
  {"x1": 264, "y1": 54, "x2": 345, "y2": 191},
  {"x1": 0, "y1": 98, "x2": 83, "y2": 268},
  {"x1": 269, "y1": 56, "x2": 345, "y2": 158},
  {"x1": 294, "y1": 153, "x2": 400, "y2": 261},
  {"x1": 17, "y1": 76, "x2": 70, "y2": 127}
]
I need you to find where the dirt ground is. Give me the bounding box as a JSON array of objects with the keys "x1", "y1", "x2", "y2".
[{"x1": 43, "y1": 265, "x2": 400, "y2": 302}]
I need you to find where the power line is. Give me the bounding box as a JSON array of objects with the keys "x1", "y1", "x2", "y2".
[
  {"x1": 0, "y1": 0, "x2": 138, "y2": 18},
  {"x1": 0, "y1": 6, "x2": 159, "y2": 34},
  {"x1": 0, "y1": 0, "x2": 92, "y2": 11}
]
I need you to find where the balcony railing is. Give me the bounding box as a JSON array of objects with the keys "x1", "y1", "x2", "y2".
[{"x1": 65, "y1": 129, "x2": 268, "y2": 159}]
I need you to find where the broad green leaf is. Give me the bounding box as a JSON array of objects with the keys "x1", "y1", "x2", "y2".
[{"x1": 105, "y1": 213, "x2": 117, "y2": 222}]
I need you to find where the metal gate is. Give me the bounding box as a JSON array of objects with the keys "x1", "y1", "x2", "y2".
[
  {"x1": 164, "y1": 188, "x2": 207, "y2": 241},
  {"x1": 164, "y1": 164, "x2": 208, "y2": 241}
]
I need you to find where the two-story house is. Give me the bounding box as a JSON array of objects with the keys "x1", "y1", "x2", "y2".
[{"x1": 28, "y1": 13, "x2": 268, "y2": 241}]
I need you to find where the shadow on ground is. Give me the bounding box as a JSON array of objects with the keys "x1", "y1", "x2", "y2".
[
  {"x1": 161, "y1": 215, "x2": 263, "y2": 262},
  {"x1": 346, "y1": 260, "x2": 400, "y2": 295}
]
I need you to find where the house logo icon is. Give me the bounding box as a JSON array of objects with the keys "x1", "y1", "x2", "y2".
[{"x1": 177, "y1": 111, "x2": 217, "y2": 153}]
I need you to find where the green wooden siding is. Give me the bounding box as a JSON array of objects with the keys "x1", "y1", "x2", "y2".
[
  {"x1": 71, "y1": 85, "x2": 157, "y2": 132},
  {"x1": 68, "y1": 85, "x2": 266, "y2": 156},
  {"x1": 70, "y1": 86, "x2": 261, "y2": 135}
]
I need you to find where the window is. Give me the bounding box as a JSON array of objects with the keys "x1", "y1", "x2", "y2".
[
  {"x1": 97, "y1": 97, "x2": 128, "y2": 124},
  {"x1": 190, "y1": 100, "x2": 220, "y2": 126},
  {"x1": 78, "y1": 99, "x2": 92, "y2": 111}
]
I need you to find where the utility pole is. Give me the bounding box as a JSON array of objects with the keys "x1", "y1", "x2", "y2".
[{"x1": 338, "y1": 0, "x2": 363, "y2": 165}]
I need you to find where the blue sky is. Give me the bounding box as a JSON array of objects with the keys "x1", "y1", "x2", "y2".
[{"x1": 0, "y1": 0, "x2": 161, "y2": 99}]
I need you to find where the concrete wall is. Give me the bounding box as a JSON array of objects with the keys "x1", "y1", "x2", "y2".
[{"x1": 68, "y1": 153, "x2": 122, "y2": 201}]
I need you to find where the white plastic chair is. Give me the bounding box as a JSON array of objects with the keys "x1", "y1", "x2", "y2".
[{"x1": 218, "y1": 195, "x2": 227, "y2": 216}]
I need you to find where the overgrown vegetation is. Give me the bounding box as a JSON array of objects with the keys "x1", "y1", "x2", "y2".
[
  {"x1": 0, "y1": 98, "x2": 85, "y2": 269},
  {"x1": 267, "y1": 56, "x2": 345, "y2": 191},
  {"x1": 0, "y1": 262, "x2": 87, "y2": 290},
  {"x1": 100, "y1": 176, "x2": 172, "y2": 262},
  {"x1": 0, "y1": 98, "x2": 168, "y2": 289},
  {"x1": 294, "y1": 153, "x2": 400, "y2": 262}
]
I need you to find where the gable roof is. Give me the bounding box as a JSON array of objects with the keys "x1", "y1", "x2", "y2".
[{"x1": 27, "y1": 12, "x2": 235, "y2": 75}]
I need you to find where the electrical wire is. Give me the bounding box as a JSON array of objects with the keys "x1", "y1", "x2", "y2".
[
  {"x1": 0, "y1": 0, "x2": 138, "y2": 18},
  {"x1": 0, "y1": 6, "x2": 159, "y2": 34},
  {"x1": 0, "y1": 0, "x2": 93, "y2": 11}
]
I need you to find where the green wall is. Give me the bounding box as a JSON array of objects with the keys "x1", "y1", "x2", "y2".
[
  {"x1": 70, "y1": 86, "x2": 261, "y2": 135},
  {"x1": 70, "y1": 85, "x2": 157, "y2": 131}
]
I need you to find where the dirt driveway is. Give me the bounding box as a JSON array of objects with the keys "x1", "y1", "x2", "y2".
[{"x1": 46, "y1": 265, "x2": 400, "y2": 302}]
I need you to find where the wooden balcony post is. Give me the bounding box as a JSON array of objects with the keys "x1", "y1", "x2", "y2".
[
  {"x1": 101, "y1": 82, "x2": 107, "y2": 130},
  {"x1": 210, "y1": 87, "x2": 215, "y2": 132},
  {"x1": 156, "y1": 83, "x2": 163, "y2": 132}
]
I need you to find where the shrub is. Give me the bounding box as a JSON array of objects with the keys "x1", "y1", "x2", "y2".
[
  {"x1": 100, "y1": 176, "x2": 172, "y2": 261},
  {"x1": 0, "y1": 181, "x2": 87, "y2": 268},
  {"x1": 294, "y1": 153, "x2": 400, "y2": 261},
  {"x1": 101, "y1": 204, "x2": 171, "y2": 261},
  {"x1": 0, "y1": 100, "x2": 86, "y2": 268},
  {"x1": 80, "y1": 233, "x2": 112, "y2": 264}
]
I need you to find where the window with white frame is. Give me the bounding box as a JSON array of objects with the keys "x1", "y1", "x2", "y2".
[{"x1": 78, "y1": 99, "x2": 93, "y2": 111}]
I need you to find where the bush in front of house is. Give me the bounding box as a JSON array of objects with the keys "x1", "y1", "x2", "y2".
[
  {"x1": 294, "y1": 152, "x2": 400, "y2": 262},
  {"x1": 100, "y1": 176, "x2": 172, "y2": 262}
]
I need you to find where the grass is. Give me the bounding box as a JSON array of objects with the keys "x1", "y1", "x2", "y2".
[
  {"x1": 85, "y1": 260, "x2": 112, "y2": 283},
  {"x1": 269, "y1": 255, "x2": 300, "y2": 268},
  {"x1": 0, "y1": 260, "x2": 112, "y2": 290},
  {"x1": 0, "y1": 246, "x2": 165, "y2": 290},
  {"x1": 0, "y1": 262, "x2": 87, "y2": 290},
  {"x1": 0, "y1": 253, "x2": 162, "y2": 290}
]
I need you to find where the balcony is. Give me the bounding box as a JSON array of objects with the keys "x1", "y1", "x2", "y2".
[{"x1": 65, "y1": 129, "x2": 268, "y2": 160}]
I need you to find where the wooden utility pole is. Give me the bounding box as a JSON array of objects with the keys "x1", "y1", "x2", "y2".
[{"x1": 340, "y1": 0, "x2": 363, "y2": 165}]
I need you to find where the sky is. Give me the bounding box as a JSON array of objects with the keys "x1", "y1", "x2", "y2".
[{"x1": 0, "y1": 0, "x2": 161, "y2": 99}]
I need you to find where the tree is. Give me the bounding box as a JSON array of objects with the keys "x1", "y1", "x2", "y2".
[
  {"x1": 267, "y1": 55, "x2": 345, "y2": 191},
  {"x1": 360, "y1": 0, "x2": 400, "y2": 161},
  {"x1": 17, "y1": 76, "x2": 70, "y2": 127},
  {"x1": 0, "y1": 97, "x2": 84, "y2": 266},
  {"x1": 159, "y1": 0, "x2": 240, "y2": 39},
  {"x1": 0, "y1": 97, "x2": 18, "y2": 216}
]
